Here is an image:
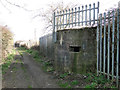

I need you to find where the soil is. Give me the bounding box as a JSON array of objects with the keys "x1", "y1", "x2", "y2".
[{"x1": 2, "y1": 49, "x2": 59, "y2": 88}]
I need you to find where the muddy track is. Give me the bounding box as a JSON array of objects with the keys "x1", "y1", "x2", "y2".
[{"x1": 2, "y1": 50, "x2": 59, "y2": 88}]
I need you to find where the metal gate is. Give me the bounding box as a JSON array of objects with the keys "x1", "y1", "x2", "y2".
[{"x1": 97, "y1": 8, "x2": 120, "y2": 87}]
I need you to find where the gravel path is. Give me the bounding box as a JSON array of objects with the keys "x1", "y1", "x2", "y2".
[{"x1": 2, "y1": 50, "x2": 59, "y2": 88}]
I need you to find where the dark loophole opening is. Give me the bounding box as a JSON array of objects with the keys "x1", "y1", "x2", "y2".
[{"x1": 69, "y1": 46, "x2": 81, "y2": 52}]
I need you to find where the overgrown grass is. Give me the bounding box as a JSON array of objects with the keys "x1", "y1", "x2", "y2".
[
  {"x1": 28, "y1": 85, "x2": 32, "y2": 88},
  {"x1": 57, "y1": 72, "x2": 80, "y2": 88},
  {"x1": 2, "y1": 49, "x2": 16, "y2": 74},
  {"x1": 58, "y1": 81, "x2": 71, "y2": 88},
  {"x1": 59, "y1": 73, "x2": 69, "y2": 78},
  {"x1": 84, "y1": 73, "x2": 117, "y2": 88},
  {"x1": 71, "y1": 80, "x2": 79, "y2": 85},
  {"x1": 57, "y1": 72, "x2": 117, "y2": 88}
]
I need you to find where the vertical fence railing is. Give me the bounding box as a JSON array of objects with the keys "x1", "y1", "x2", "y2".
[
  {"x1": 53, "y1": 2, "x2": 99, "y2": 31},
  {"x1": 52, "y1": 2, "x2": 99, "y2": 42},
  {"x1": 116, "y1": 8, "x2": 119, "y2": 87},
  {"x1": 97, "y1": 8, "x2": 120, "y2": 87},
  {"x1": 96, "y1": 2, "x2": 100, "y2": 76}
]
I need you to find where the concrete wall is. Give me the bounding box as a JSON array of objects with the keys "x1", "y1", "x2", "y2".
[
  {"x1": 39, "y1": 27, "x2": 97, "y2": 74},
  {"x1": 54, "y1": 27, "x2": 97, "y2": 74}
]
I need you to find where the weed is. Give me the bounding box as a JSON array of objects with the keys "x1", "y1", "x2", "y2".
[
  {"x1": 46, "y1": 66, "x2": 54, "y2": 72},
  {"x1": 85, "y1": 82, "x2": 97, "y2": 88},
  {"x1": 19, "y1": 52, "x2": 23, "y2": 57},
  {"x1": 84, "y1": 73, "x2": 116, "y2": 88},
  {"x1": 59, "y1": 73, "x2": 68, "y2": 78},
  {"x1": 28, "y1": 85, "x2": 32, "y2": 88},
  {"x1": 71, "y1": 80, "x2": 79, "y2": 85},
  {"x1": 59, "y1": 82, "x2": 69, "y2": 88},
  {"x1": 12, "y1": 67, "x2": 17, "y2": 71},
  {"x1": 44, "y1": 62, "x2": 52, "y2": 66},
  {"x1": 2, "y1": 51, "x2": 15, "y2": 74}
]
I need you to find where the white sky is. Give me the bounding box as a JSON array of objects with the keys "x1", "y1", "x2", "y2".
[{"x1": 0, "y1": 0, "x2": 119, "y2": 42}]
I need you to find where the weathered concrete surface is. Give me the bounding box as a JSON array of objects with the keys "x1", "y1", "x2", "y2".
[
  {"x1": 55, "y1": 27, "x2": 97, "y2": 74},
  {"x1": 2, "y1": 50, "x2": 59, "y2": 88}
]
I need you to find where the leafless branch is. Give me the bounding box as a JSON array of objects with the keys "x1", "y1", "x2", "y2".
[
  {"x1": 4, "y1": 0, "x2": 34, "y2": 12},
  {"x1": 0, "y1": 0, "x2": 11, "y2": 13}
]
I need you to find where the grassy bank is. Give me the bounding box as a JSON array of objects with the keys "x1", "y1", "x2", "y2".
[{"x1": 2, "y1": 49, "x2": 16, "y2": 74}]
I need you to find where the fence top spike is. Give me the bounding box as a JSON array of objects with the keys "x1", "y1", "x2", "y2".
[
  {"x1": 89, "y1": 4, "x2": 91, "y2": 6},
  {"x1": 85, "y1": 5, "x2": 87, "y2": 7},
  {"x1": 82, "y1": 6, "x2": 84, "y2": 8},
  {"x1": 78, "y1": 7, "x2": 80, "y2": 9},
  {"x1": 69, "y1": 9, "x2": 70, "y2": 11},
  {"x1": 75, "y1": 7, "x2": 77, "y2": 10},
  {"x1": 72, "y1": 8, "x2": 73, "y2": 11},
  {"x1": 99, "y1": 13, "x2": 102, "y2": 17},
  {"x1": 98, "y1": 2, "x2": 100, "y2": 7},
  {"x1": 66, "y1": 9, "x2": 67, "y2": 12},
  {"x1": 93, "y1": 3, "x2": 95, "y2": 5}
]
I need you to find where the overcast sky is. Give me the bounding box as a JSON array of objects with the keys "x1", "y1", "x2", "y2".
[{"x1": 0, "y1": 0, "x2": 119, "y2": 42}]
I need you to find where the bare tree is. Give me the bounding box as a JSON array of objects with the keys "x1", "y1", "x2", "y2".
[
  {"x1": 0, "y1": 0, "x2": 78, "y2": 35},
  {"x1": 32, "y1": 1, "x2": 77, "y2": 35}
]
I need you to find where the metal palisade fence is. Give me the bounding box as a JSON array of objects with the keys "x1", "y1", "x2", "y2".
[
  {"x1": 97, "y1": 8, "x2": 120, "y2": 87},
  {"x1": 52, "y1": 2, "x2": 100, "y2": 42}
]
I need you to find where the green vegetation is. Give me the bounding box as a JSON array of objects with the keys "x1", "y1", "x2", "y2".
[
  {"x1": 57, "y1": 72, "x2": 116, "y2": 88},
  {"x1": 18, "y1": 47, "x2": 55, "y2": 73},
  {"x1": 71, "y1": 80, "x2": 79, "y2": 85},
  {"x1": 58, "y1": 73, "x2": 80, "y2": 88},
  {"x1": 85, "y1": 82, "x2": 97, "y2": 88},
  {"x1": 28, "y1": 85, "x2": 32, "y2": 88},
  {"x1": 58, "y1": 81, "x2": 71, "y2": 88},
  {"x1": 59, "y1": 73, "x2": 69, "y2": 78},
  {"x1": 2, "y1": 49, "x2": 16, "y2": 74},
  {"x1": 12, "y1": 66, "x2": 17, "y2": 71},
  {"x1": 18, "y1": 47, "x2": 117, "y2": 88},
  {"x1": 84, "y1": 73, "x2": 116, "y2": 88}
]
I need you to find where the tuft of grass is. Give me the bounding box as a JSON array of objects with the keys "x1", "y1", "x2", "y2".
[
  {"x1": 2, "y1": 61, "x2": 11, "y2": 74},
  {"x1": 59, "y1": 73, "x2": 69, "y2": 78},
  {"x1": 71, "y1": 80, "x2": 79, "y2": 85},
  {"x1": 46, "y1": 66, "x2": 54, "y2": 72},
  {"x1": 84, "y1": 73, "x2": 116, "y2": 88},
  {"x1": 28, "y1": 85, "x2": 32, "y2": 88},
  {"x1": 85, "y1": 82, "x2": 97, "y2": 88},
  {"x1": 12, "y1": 66, "x2": 17, "y2": 71},
  {"x1": 59, "y1": 82, "x2": 69, "y2": 88},
  {"x1": 2, "y1": 50, "x2": 16, "y2": 74}
]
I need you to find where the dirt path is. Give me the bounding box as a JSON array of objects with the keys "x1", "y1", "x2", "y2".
[{"x1": 2, "y1": 50, "x2": 59, "y2": 88}]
